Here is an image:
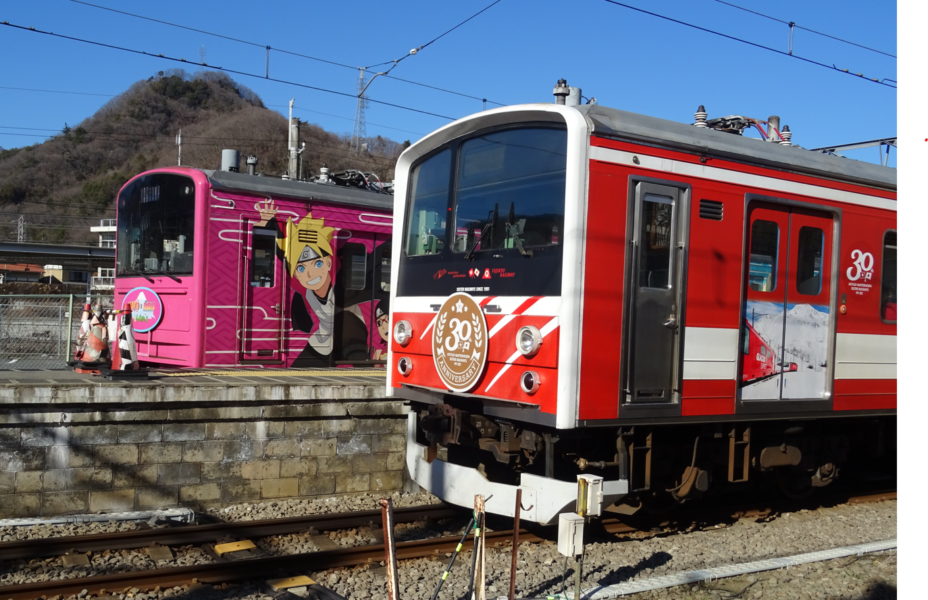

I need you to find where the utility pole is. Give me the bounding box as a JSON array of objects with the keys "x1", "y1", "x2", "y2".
[
  {"x1": 351, "y1": 68, "x2": 368, "y2": 155},
  {"x1": 176, "y1": 129, "x2": 182, "y2": 166},
  {"x1": 287, "y1": 99, "x2": 302, "y2": 180}
]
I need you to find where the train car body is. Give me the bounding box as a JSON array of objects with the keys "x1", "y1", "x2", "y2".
[
  {"x1": 388, "y1": 101, "x2": 896, "y2": 524},
  {"x1": 114, "y1": 167, "x2": 393, "y2": 368}
]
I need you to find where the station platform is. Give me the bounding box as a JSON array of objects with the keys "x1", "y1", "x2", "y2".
[{"x1": 0, "y1": 367, "x2": 389, "y2": 404}]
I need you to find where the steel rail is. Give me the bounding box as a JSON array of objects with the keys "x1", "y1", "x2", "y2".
[
  {"x1": 0, "y1": 504, "x2": 460, "y2": 562},
  {"x1": 0, "y1": 529, "x2": 538, "y2": 600},
  {"x1": 0, "y1": 490, "x2": 895, "y2": 600}
]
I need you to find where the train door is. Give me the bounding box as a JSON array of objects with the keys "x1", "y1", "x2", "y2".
[
  {"x1": 241, "y1": 221, "x2": 286, "y2": 363},
  {"x1": 625, "y1": 182, "x2": 689, "y2": 403},
  {"x1": 334, "y1": 238, "x2": 374, "y2": 363},
  {"x1": 741, "y1": 203, "x2": 833, "y2": 400}
]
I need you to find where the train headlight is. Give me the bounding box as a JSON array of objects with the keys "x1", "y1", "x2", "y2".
[
  {"x1": 516, "y1": 325, "x2": 542, "y2": 357},
  {"x1": 521, "y1": 371, "x2": 541, "y2": 394},
  {"x1": 393, "y1": 320, "x2": 412, "y2": 346},
  {"x1": 397, "y1": 356, "x2": 413, "y2": 376}
]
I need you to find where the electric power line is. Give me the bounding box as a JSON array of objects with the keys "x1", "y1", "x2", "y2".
[
  {"x1": 364, "y1": 0, "x2": 503, "y2": 72},
  {"x1": 1, "y1": 21, "x2": 459, "y2": 120},
  {"x1": 712, "y1": 0, "x2": 896, "y2": 58},
  {"x1": 65, "y1": 0, "x2": 506, "y2": 107},
  {"x1": 0, "y1": 85, "x2": 116, "y2": 97},
  {"x1": 0, "y1": 88, "x2": 424, "y2": 136},
  {"x1": 601, "y1": 0, "x2": 896, "y2": 88}
]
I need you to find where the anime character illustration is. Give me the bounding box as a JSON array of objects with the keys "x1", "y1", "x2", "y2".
[
  {"x1": 257, "y1": 199, "x2": 336, "y2": 367},
  {"x1": 340, "y1": 299, "x2": 390, "y2": 361}
]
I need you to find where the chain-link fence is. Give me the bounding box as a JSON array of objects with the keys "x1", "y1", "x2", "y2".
[{"x1": 0, "y1": 295, "x2": 115, "y2": 370}]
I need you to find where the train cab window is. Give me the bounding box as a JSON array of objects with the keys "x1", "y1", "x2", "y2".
[
  {"x1": 881, "y1": 230, "x2": 897, "y2": 323},
  {"x1": 743, "y1": 324, "x2": 750, "y2": 355},
  {"x1": 795, "y1": 227, "x2": 824, "y2": 295},
  {"x1": 250, "y1": 228, "x2": 276, "y2": 287},
  {"x1": 453, "y1": 128, "x2": 567, "y2": 254},
  {"x1": 748, "y1": 220, "x2": 779, "y2": 292},
  {"x1": 405, "y1": 149, "x2": 451, "y2": 256},
  {"x1": 638, "y1": 195, "x2": 674, "y2": 288}
]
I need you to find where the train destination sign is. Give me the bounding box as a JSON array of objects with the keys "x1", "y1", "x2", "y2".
[
  {"x1": 432, "y1": 293, "x2": 488, "y2": 392},
  {"x1": 123, "y1": 286, "x2": 164, "y2": 333}
]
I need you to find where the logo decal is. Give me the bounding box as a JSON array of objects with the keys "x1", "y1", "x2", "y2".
[
  {"x1": 846, "y1": 248, "x2": 874, "y2": 296},
  {"x1": 122, "y1": 287, "x2": 164, "y2": 333},
  {"x1": 432, "y1": 293, "x2": 488, "y2": 392}
]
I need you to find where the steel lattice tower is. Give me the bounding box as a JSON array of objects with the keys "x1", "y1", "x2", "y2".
[{"x1": 351, "y1": 68, "x2": 368, "y2": 155}]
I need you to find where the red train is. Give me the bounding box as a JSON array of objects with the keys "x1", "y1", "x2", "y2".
[
  {"x1": 387, "y1": 81, "x2": 896, "y2": 523},
  {"x1": 742, "y1": 318, "x2": 777, "y2": 382}
]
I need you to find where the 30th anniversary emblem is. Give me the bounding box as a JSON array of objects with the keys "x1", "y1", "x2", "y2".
[{"x1": 432, "y1": 293, "x2": 488, "y2": 392}]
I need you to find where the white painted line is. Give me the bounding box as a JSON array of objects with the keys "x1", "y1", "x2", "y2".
[
  {"x1": 589, "y1": 146, "x2": 896, "y2": 211},
  {"x1": 570, "y1": 538, "x2": 897, "y2": 599}
]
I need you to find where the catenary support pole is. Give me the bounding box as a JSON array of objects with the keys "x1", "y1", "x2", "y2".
[{"x1": 380, "y1": 498, "x2": 400, "y2": 600}]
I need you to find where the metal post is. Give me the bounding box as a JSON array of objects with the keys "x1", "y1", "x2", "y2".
[
  {"x1": 65, "y1": 294, "x2": 73, "y2": 364},
  {"x1": 575, "y1": 478, "x2": 588, "y2": 599},
  {"x1": 57, "y1": 305, "x2": 62, "y2": 360},
  {"x1": 380, "y1": 498, "x2": 400, "y2": 600},
  {"x1": 473, "y1": 495, "x2": 486, "y2": 600},
  {"x1": 509, "y1": 488, "x2": 522, "y2": 600}
]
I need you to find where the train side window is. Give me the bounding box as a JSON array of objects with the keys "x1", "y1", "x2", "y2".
[
  {"x1": 881, "y1": 230, "x2": 897, "y2": 323},
  {"x1": 795, "y1": 226, "x2": 824, "y2": 295},
  {"x1": 748, "y1": 220, "x2": 779, "y2": 292},
  {"x1": 343, "y1": 243, "x2": 367, "y2": 291},
  {"x1": 638, "y1": 195, "x2": 673, "y2": 288},
  {"x1": 250, "y1": 228, "x2": 276, "y2": 287},
  {"x1": 405, "y1": 149, "x2": 451, "y2": 256},
  {"x1": 375, "y1": 242, "x2": 392, "y2": 293}
]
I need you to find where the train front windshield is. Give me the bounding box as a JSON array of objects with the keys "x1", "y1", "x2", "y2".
[
  {"x1": 116, "y1": 173, "x2": 196, "y2": 277},
  {"x1": 399, "y1": 127, "x2": 567, "y2": 296}
]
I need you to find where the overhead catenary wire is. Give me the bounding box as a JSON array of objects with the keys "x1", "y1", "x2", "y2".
[
  {"x1": 0, "y1": 88, "x2": 425, "y2": 136},
  {"x1": 601, "y1": 0, "x2": 896, "y2": 88},
  {"x1": 363, "y1": 0, "x2": 503, "y2": 72},
  {"x1": 0, "y1": 21, "x2": 459, "y2": 120},
  {"x1": 712, "y1": 0, "x2": 896, "y2": 58},
  {"x1": 65, "y1": 0, "x2": 506, "y2": 107}
]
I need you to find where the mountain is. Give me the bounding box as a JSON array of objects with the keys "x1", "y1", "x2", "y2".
[
  {"x1": 0, "y1": 69, "x2": 406, "y2": 245},
  {"x1": 750, "y1": 303, "x2": 828, "y2": 368}
]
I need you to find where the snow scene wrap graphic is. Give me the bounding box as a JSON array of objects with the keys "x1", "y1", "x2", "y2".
[
  {"x1": 741, "y1": 301, "x2": 830, "y2": 400},
  {"x1": 432, "y1": 293, "x2": 488, "y2": 392}
]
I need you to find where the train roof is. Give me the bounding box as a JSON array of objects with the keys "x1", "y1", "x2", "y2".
[
  {"x1": 575, "y1": 104, "x2": 896, "y2": 191},
  {"x1": 203, "y1": 169, "x2": 394, "y2": 211}
]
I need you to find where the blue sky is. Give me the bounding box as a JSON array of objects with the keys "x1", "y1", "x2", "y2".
[{"x1": 0, "y1": 0, "x2": 897, "y2": 166}]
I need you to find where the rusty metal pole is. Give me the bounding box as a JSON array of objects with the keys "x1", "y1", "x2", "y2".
[
  {"x1": 380, "y1": 498, "x2": 400, "y2": 600},
  {"x1": 473, "y1": 495, "x2": 486, "y2": 600},
  {"x1": 508, "y1": 489, "x2": 522, "y2": 600}
]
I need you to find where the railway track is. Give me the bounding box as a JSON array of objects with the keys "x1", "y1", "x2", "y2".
[{"x1": 0, "y1": 491, "x2": 895, "y2": 600}]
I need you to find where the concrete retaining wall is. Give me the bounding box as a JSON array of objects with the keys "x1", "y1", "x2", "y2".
[{"x1": 0, "y1": 373, "x2": 406, "y2": 518}]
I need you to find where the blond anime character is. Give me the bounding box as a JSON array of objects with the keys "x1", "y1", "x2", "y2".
[{"x1": 257, "y1": 199, "x2": 336, "y2": 364}]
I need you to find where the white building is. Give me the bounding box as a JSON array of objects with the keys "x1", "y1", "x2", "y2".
[{"x1": 89, "y1": 219, "x2": 116, "y2": 293}]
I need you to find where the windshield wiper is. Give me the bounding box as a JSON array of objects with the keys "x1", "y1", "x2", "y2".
[
  {"x1": 465, "y1": 204, "x2": 498, "y2": 261},
  {"x1": 128, "y1": 268, "x2": 155, "y2": 283},
  {"x1": 505, "y1": 202, "x2": 533, "y2": 258},
  {"x1": 464, "y1": 222, "x2": 492, "y2": 261},
  {"x1": 153, "y1": 270, "x2": 182, "y2": 283}
]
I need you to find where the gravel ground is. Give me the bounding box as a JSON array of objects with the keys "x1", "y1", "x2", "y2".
[
  {"x1": 313, "y1": 499, "x2": 896, "y2": 600},
  {"x1": 209, "y1": 491, "x2": 442, "y2": 522},
  {"x1": 0, "y1": 497, "x2": 895, "y2": 600}
]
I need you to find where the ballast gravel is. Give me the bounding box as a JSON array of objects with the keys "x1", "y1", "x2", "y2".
[
  {"x1": 0, "y1": 496, "x2": 895, "y2": 600},
  {"x1": 312, "y1": 499, "x2": 896, "y2": 600},
  {"x1": 208, "y1": 491, "x2": 442, "y2": 522}
]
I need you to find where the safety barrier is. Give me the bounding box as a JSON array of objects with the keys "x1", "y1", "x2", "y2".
[{"x1": 0, "y1": 295, "x2": 114, "y2": 370}]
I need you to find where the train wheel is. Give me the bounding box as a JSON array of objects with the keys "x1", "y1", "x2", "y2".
[{"x1": 775, "y1": 467, "x2": 815, "y2": 500}]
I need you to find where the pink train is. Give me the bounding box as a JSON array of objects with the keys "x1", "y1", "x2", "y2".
[{"x1": 113, "y1": 162, "x2": 393, "y2": 368}]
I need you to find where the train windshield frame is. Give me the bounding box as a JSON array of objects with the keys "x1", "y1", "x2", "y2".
[
  {"x1": 398, "y1": 125, "x2": 568, "y2": 297},
  {"x1": 116, "y1": 173, "x2": 197, "y2": 277}
]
